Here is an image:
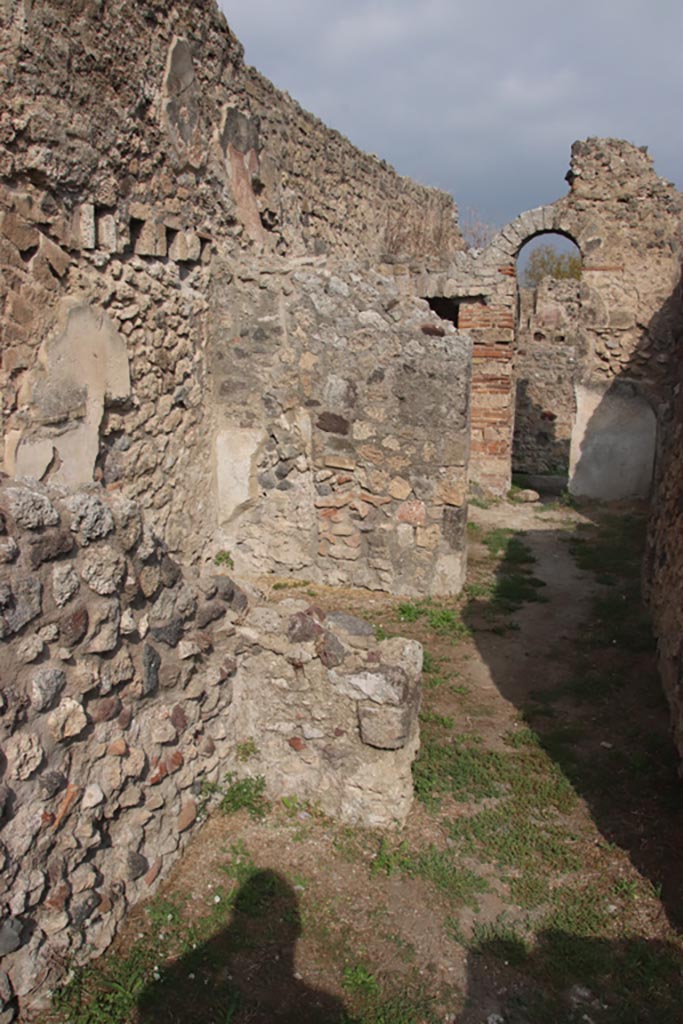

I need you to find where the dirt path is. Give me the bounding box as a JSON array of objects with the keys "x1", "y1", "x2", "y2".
[{"x1": 47, "y1": 500, "x2": 683, "y2": 1024}]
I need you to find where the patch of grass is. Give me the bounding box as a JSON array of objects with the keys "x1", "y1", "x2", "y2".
[
  {"x1": 492, "y1": 570, "x2": 548, "y2": 612},
  {"x1": 470, "y1": 916, "x2": 532, "y2": 965},
  {"x1": 467, "y1": 528, "x2": 548, "y2": 617},
  {"x1": 449, "y1": 683, "x2": 470, "y2": 696},
  {"x1": 445, "y1": 916, "x2": 466, "y2": 945},
  {"x1": 397, "y1": 598, "x2": 470, "y2": 641},
  {"x1": 419, "y1": 710, "x2": 455, "y2": 729},
  {"x1": 219, "y1": 774, "x2": 270, "y2": 820},
  {"x1": 52, "y1": 946, "x2": 155, "y2": 1024},
  {"x1": 427, "y1": 606, "x2": 469, "y2": 638},
  {"x1": 272, "y1": 579, "x2": 310, "y2": 590},
  {"x1": 448, "y1": 801, "x2": 579, "y2": 876},
  {"x1": 569, "y1": 514, "x2": 645, "y2": 579},
  {"x1": 371, "y1": 839, "x2": 489, "y2": 906},
  {"x1": 342, "y1": 964, "x2": 380, "y2": 997},
  {"x1": 483, "y1": 528, "x2": 533, "y2": 562},
  {"x1": 423, "y1": 673, "x2": 447, "y2": 690},
  {"x1": 544, "y1": 884, "x2": 610, "y2": 940},
  {"x1": 509, "y1": 872, "x2": 551, "y2": 909},
  {"x1": 469, "y1": 495, "x2": 493, "y2": 509},
  {"x1": 612, "y1": 878, "x2": 638, "y2": 901},
  {"x1": 421, "y1": 649, "x2": 438, "y2": 674},
  {"x1": 213, "y1": 550, "x2": 234, "y2": 569},
  {"x1": 504, "y1": 726, "x2": 541, "y2": 749},
  {"x1": 397, "y1": 601, "x2": 423, "y2": 623},
  {"x1": 586, "y1": 587, "x2": 655, "y2": 654},
  {"x1": 236, "y1": 739, "x2": 259, "y2": 762},
  {"x1": 412, "y1": 734, "x2": 506, "y2": 809}
]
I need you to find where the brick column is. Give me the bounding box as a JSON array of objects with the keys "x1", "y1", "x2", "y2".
[{"x1": 460, "y1": 288, "x2": 515, "y2": 495}]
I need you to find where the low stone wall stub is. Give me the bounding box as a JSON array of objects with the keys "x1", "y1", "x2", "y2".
[{"x1": 0, "y1": 478, "x2": 422, "y2": 1018}]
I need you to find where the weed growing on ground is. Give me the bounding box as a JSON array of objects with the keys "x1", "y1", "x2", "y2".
[
  {"x1": 235, "y1": 739, "x2": 258, "y2": 762},
  {"x1": 419, "y1": 710, "x2": 455, "y2": 729},
  {"x1": 342, "y1": 964, "x2": 380, "y2": 997},
  {"x1": 213, "y1": 550, "x2": 234, "y2": 568},
  {"x1": 219, "y1": 774, "x2": 270, "y2": 820},
  {"x1": 470, "y1": 915, "x2": 532, "y2": 965},
  {"x1": 371, "y1": 838, "x2": 489, "y2": 906},
  {"x1": 397, "y1": 598, "x2": 470, "y2": 641},
  {"x1": 272, "y1": 579, "x2": 310, "y2": 590}
]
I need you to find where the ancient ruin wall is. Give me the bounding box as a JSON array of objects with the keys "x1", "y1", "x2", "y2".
[
  {"x1": 0, "y1": 479, "x2": 422, "y2": 1015},
  {"x1": 0, "y1": 0, "x2": 465, "y2": 575},
  {"x1": 513, "y1": 279, "x2": 581, "y2": 478},
  {"x1": 645, "y1": 264, "x2": 683, "y2": 765},
  {"x1": 209, "y1": 260, "x2": 471, "y2": 595},
  {"x1": 398, "y1": 139, "x2": 682, "y2": 496}
]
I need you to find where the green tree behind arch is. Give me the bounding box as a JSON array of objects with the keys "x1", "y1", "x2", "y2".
[{"x1": 522, "y1": 244, "x2": 581, "y2": 288}]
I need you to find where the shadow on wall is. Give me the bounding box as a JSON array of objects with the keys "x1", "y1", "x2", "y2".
[
  {"x1": 570, "y1": 283, "x2": 683, "y2": 502},
  {"x1": 570, "y1": 380, "x2": 657, "y2": 501},
  {"x1": 136, "y1": 870, "x2": 347, "y2": 1023}
]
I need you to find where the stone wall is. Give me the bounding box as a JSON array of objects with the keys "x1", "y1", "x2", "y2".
[
  {"x1": 513, "y1": 279, "x2": 581, "y2": 478},
  {"x1": 209, "y1": 259, "x2": 471, "y2": 596},
  {"x1": 396, "y1": 138, "x2": 683, "y2": 496},
  {"x1": 0, "y1": 479, "x2": 422, "y2": 1017},
  {"x1": 645, "y1": 263, "x2": 683, "y2": 764},
  {"x1": 0, "y1": 0, "x2": 465, "y2": 580}
]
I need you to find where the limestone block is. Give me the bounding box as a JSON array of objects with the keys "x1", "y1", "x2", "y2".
[
  {"x1": 134, "y1": 220, "x2": 166, "y2": 257},
  {"x1": 81, "y1": 545, "x2": 126, "y2": 595},
  {"x1": 66, "y1": 493, "x2": 115, "y2": 545},
  {"x1": 2, "y1": 487, "x2": 59, "y2": 529},
  {"x1": 73, "y1": 203, "x2": 96, "y2": 250},
  {"x1": 31, "y1": 667, "x2": 67, "y2": 711},
  {"x1": 1, "y1": 576, "x2": 42, "y2": 634},
  {"x1": 358, "y1": 702, "x2": 413, "y2": 749},
  {"x1": 168, "y1": 230, "x2": 201, "y2": 262},
  {"x1": 96, "y1": 213, "x2": 117, "y2": 252},
  {"x1": 47, "y1": 698, "x2": 88, "y2": 742},
  {"x1": 52, "y1": 564, "x2": 79, "y2": 607},
  {"x1": 4, "y1": 733, "x2": 44, "y2": 781},
  {"x1": 38, "y1": 234, "x2": 70, "y2": 277},
  {"x1": 1, "y1": 211, "x2": 39, "y2": 252}
]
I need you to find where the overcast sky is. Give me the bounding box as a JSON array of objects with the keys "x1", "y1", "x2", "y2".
[{"x1": 218, "y1": 0, "x2": 682, "y2": 231}]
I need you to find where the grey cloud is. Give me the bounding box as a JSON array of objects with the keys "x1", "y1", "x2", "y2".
[{"x1": 220, "y1": 0, "x2": 683, "y2": 227}]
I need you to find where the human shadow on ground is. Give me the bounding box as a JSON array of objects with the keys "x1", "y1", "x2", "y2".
[
  {"x1": 461, "y1": 509, "x2": 683, "y2": 931},
  {"x1": 136, "y1": 869, "x2": 348, "y2": 1024},
  {"x1": 460, "y1": 929, "x2": 683, "y2": 1023}
]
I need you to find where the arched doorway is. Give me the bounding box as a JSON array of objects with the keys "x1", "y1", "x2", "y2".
[{"x1": 513, "y1": 232, "x2": 582, "y2": 492}]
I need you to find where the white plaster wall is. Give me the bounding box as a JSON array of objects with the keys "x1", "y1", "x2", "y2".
[{"x1": 569, "y1": 384, "x2": 656, "y2": 499}]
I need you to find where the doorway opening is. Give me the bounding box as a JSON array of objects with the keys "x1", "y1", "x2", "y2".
[{"x1": 513, "y1": 233, "x2": 582, "y2": 491}]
